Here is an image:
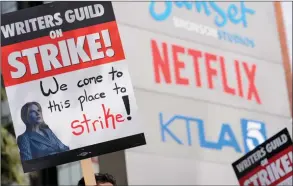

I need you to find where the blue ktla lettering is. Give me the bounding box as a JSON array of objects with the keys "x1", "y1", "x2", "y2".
[
  {"x1": 159, "y1": 112, "x2": 183, "y2": 145},
  {"x1": 149, "y1": 1, "x2": 255, "y2": 28},
  {"x1": 241, "y1": 119, "x2": 267, "y2": 153},
  {"x1": 159, "y1": 112, "x2": 242, "y2": 153},
  {"x1": 198, "y1": 122, "x2": 241, "y2": 153}
]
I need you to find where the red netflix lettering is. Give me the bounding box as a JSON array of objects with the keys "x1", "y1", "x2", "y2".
[
  {"x1": 235, "y1": 60, "x2": 244, "y2": 97},
  {"x1": 151, "y1": 40, "x2": 171, "y2": 84},
  {"x1": 243, "y1": 62, "x2": 261, "y2": 104},
  {"x1": 172, "y1": 45, "x2": 188, "y2": 85},
  {"x1": 71, "y1": 104, "x2": 125, "y2": 136},
  {"x1": 188, "y1": 49, "x2": 202, "y2": 87},
  {"x1": 151, "y1": 39, "x2": 262, "y2": 104},
  {"x1": 220, "y1": 56, "x2": 236, "y2": 95},
  {"x1": 205, "y1": 52, "x2": 218, "y2": 90}
]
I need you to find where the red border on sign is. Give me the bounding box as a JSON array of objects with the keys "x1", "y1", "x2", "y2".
[
  {"x1": 2, "y1": 21, "x2": 125, "y2": 87},
  {"x1": 239, "y1": 146, "x2": 293, "y2": 186}
]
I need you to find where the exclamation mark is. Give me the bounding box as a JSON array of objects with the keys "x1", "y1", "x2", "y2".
[
  {"x1": 101, "y1": 29, "x2": 115, "y2": 57},
  {"x1": 122, "y1": 95, "x2": 131, "y2": 120}
]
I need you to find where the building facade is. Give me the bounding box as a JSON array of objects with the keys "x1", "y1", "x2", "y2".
[{"x1": 1, "y1": 1, "x2": 292, "y2": 185}]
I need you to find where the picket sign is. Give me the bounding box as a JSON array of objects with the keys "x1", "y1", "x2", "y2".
[
  {"x1": 232, "y1": 128, "x2": 293, "y2": 186},
  {"x1": 1, "y1": 1, "x2": 146, "y2": 182}
]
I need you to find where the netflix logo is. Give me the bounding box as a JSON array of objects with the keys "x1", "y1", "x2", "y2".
[{"x1": 151, "y1": 39, "x2": 261, "y2": 104}]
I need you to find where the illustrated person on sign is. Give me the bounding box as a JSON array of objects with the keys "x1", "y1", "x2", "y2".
[
  {"x1": 78, "y1": 173, "x2": 116, "y2": 186},
  {"x1": 17, "y1": 102, "x2": 70, "y2": 161}
]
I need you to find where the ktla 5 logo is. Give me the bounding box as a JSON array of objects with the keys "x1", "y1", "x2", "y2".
[
  {"x1": 241, "y1": 119, "x2": 267, "y2": 153},
  {"x1": 159, "y1": 113, "x2": 267, "y2": 154}
]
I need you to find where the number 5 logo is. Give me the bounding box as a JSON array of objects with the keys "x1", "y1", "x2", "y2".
[{"x1": 241, "y1": 119, "x2": 267, "y2": 153}]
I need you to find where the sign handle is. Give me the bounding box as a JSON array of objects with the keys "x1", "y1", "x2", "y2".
[
  {"x1": 80, "y1": 159, "x2": 96, "y2": 185},
  {"x1": 274, "y1": 2, "x2": 293, "y2": 117}
]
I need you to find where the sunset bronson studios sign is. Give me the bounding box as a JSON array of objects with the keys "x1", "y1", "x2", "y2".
[{"x1": 149, "y1": 1, "x2": 256, "y2": 48}]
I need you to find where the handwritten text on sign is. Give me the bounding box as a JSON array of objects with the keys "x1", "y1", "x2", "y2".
[
  {"x1": 1, "y1": 1, "x2": 146, "y2": 173},
  {"x1": 2, "y1": 13, "x2": 129, "y2": 136},
  {"x1": 39, "y1": 66, "x2": 132, "y2": 136}
]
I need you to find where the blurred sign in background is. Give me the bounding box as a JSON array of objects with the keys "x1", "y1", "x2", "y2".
[{"x1": 1, "y1": 1, "x2": 292, "y2": 186}]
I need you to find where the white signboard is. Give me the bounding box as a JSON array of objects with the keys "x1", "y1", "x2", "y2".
[
  {"x1": 113, "y1": 2, "x2": 283, "y2": 64},
  {"x1": 118, "y1": 25, "x2": 290, "y2": 117},
  {"x1": 1, "y1": 1, "x2": 146, "y2": 173},
  {"x1": 127, "y1": 89, "x2": 292, "y2": 163}
]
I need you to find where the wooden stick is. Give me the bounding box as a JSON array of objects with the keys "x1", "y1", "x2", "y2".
[
  {"x1": 274, "y1": 2, "x2": 293, "y2": 118},
  {"x1": 80, "y1": 159, "x2": 96, "y2": 185}
]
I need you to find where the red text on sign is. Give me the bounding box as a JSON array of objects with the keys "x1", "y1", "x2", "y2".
[
  {"x1": 71, "y1": 104, "x2": 125, "y2": 136},
  {"x1": 240, "y1": 147, "x2": 293, "y2": 186},
  {"x1": 2, "y1": 21, "x2": 124, "y2": 87},
  {"x1": 151, "y1": 40, "x2": 261, "y2": 104}
]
